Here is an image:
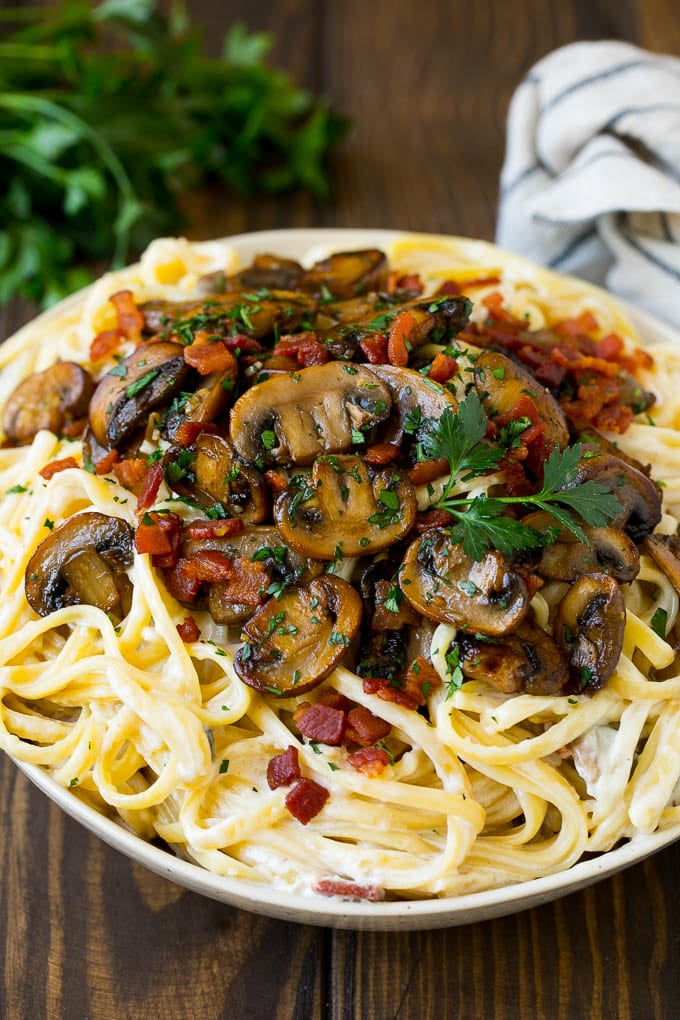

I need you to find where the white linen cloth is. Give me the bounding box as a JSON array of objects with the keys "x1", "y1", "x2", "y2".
[{"x1": 496, "y1": 41, "x2": 680, "y2": 327}]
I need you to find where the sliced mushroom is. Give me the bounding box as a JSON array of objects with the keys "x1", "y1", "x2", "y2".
[
  {"x1": 181, "y1": 525, "x2": 323, "y2": 625},
  {"x1": 140, "y1": 290, "x2": 317, "y2": 339},
  {"x1": 400, "y1": 529, "x2": 529, "y2": 636},
  {"x1": 88, "y1": 341, "x2": 190, "y2": 449},
  {"x1": 474, "y1": 350, "x2": 569, "y2": 452},
  {"x1": 458, "y1": 619, "x2": 569, "y2": 695},
  {"x1": 229, "y1": 362, "x2": 392, "y2": 467},
  {"x1": 521, "y1": 511, "x2": 640, "y2": 583},
  {"x1": 561, "y1": 450, "x2": 662, "y2": 542},
  {"x1": 642, "y1": 533, "x2": 680, "y2": 594},
  {"x1": 234, "y1": 575, "x2": 363, "y2": 696},
  {"x1": 205, "y1": 253, "x2": 305, "y2": 294},
  {"x1": 164, "y1": 371, "x2": 234, "y2": 438},
  {"x1": 3, "y1": 362, "x2": 94, "y2": 445},
  {"x1": 25, "y1": 512, "x2": 133, "y2": 617},
  {"x1": 553, "y1": 573, "x2": 625, "y2": 690},
  {"x1": 302, "y1": 249, "x2": 388, "y2": 298},
  {"x1": 274, "y1": 454, "x2": 416, "y2": 559},
  {"x1": 193, "y1": 434, "x2": 270, "y2": 523},
  {"x1": 369, "y1": 365, "x2": 458, "y2": 445},
  {"x1": 356, "y1": 628, "x2": 408, "y2": 683}
]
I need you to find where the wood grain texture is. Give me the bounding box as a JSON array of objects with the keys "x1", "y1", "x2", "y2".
[{"x1": 2, "y1": 1, "x2": 680, "y2": 1018}]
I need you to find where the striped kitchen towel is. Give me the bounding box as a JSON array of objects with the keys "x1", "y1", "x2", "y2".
[{"x1": 496, "y1": 40, "x2": 680, "y2": 326}]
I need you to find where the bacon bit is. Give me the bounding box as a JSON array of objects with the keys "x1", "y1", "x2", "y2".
[
  {"x1": 428, "y1": 353, "x2": 458, "y2": 384},
  {"x1": 314, "y1": 878, "x2": 384, "y2": 901},
  {"x1": 295, "y1": 703, "x2": 346, "y2": 746},
  {"x1": 495, "y1": 392, "x2": 540, "y2": 427},
  {"x1": 317, "y1": 689, "x2": 353, "y2": 713},
  {"x1": 345, "y1": 706, "x2": 391, "y2": 747},
  {"x1": 534, "y1": 358, "x2": 566, "y2": 388},
  {"x1": 437, "y1": 275, "x2": 501, "y2": 295},
  {"x1": 174, "y1": 421, "x2": 221, "y2": 446},
  {"x1": 162, "y1": 560, "x2": 201, "y2": 603},
  {"x1": 415, "y1": 508, "x2": 454, "y2": 532},
  {"x1": 375, "y1": 685, "x2": 420, "y2": 711},
  {"x1": 110, "y1": 290, "x2": 144, "y2": 344},
  {"x1": 498, "y1": 458, "x2": 532, "y2": 497},
  {"x1": 408, "y1": 457, "x2": 448, "y2": 486},
  {"x1": 274, "y1": 332, "x2": 328, "y2": 367},
  {"x1": 372, "y1": 579, "x2": 419, "y2": 632},
  {"x1": 267, "y1": 746, "x2": 301, "y2": 789},
  {"x1": 592, "y1": 404, "x2": 634, "y2": 433},
  {"x1": 183, "y1": 517, "x2": 244, "y2": 540},
  {"x1": 364, "y1": 442, "x2": 400, "y2": 466},
  {"x1": 39, "y1": 456, "x2": 79, "y2": 480},
  {"x1": 595, "y1": 333, "x2": 624, "y2": 360},
  {"x1": 113, "y1": 457, "x2": 149, "y2": 495},
  {"x1": 264, "y1": 469, "x2": 288, "y2": 495},
  {"x1": 90, "y1": 327, "x2": 125, "y2": 362},
  {"x1": 387, "y1": 310, "x2": 417, "y2": 367},
  {"x1": 359, "y1": 334, "x2": 389, "y2": 364},
  {"x1": 285, "y1": 777, "x2": 329, "y2": 824},
  {"x1": 182, "y1": 548, "x2": 233, "y2": 583},
  {"x1": 222, "y1": 333, "x2": 263, "y2": 355},
  {"x1": 403, "y1": 656, "x2": 440, "y2": 706},
  {"x1": 134, "y1": 460, "x2": 164, "y2": 513},
  {"x1": 177, "y1": 616, "x2": 200, "y2": 642},
  {"x1": 60, "y1": 417, "x2": 87, "y2": 438},
  {"x1": 551, "y1": 348, "x2": 620, "y2": 378},
  {"x1": 210, "y1": 556, "x2": 268, "y2": 606},
  {"x1": 347, "y1": 748, "x2": 391, "y2": 778},
  {"x1": 183, "y1": 333, "x2": 238, "y2": 376},
  {"x1": 135, "y1": 511, "x2": 182, "y2": 567},
  {"x1": 386, "y1": 271, "x2": 423, "y2": 294},
  {"x1": 518, "y1": 571, "x2": 545, "y2": 600},
  {"x1": 554, "y1": 311, "x2": 599, "y2": 338},
  {"x1": 482, "y1": 290, "x2": 519, "y2": 324},
  {"x1": 94, "y1": 449, "x2": 120, "y2": 476},
  {"x1": 362, "y1": 677, "x2": 389, "y2": 695}
]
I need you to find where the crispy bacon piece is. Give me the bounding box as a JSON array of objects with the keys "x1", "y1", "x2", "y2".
[
  {"x1": 387, "y1": 271, "x2": 423, "y2": 294},
  {"x1": 415, "y1": 508, "x2": 454, "y2": 532},
  {"x1": 94, "y1": 449, "x2": 120, "y2": 476},
  {"x1": 314, "y1": 878, "x2": 384, "y2": 900},
  {"x1": 264, "y1": 469, "x2": 288, "y2": 495},
  {"x1": 408, "y1": 457, "x2": 448, "y2": 486},
  {"x1": 113, "y1": 457, "x2": 149, "y2": 495},
  {"x1": 182, "y1": 548, "x2": 233, "y2": 583},
  {"x1": 592, "y1": 404, "x2": 634, "y2": 432},
  {"x1": 206, "y1": 555, "x2": 268, "y2": 606},
  {"x1": 174, "y1": 421, "x2": 221, "y2": 446},
  {"x1": 317, "y1": 689, "x2": 353, "y2": 713},
  {"x1": 345, "y1": 706, "x2": 391, "y2": 747},
  {"x1": 134, "y1": 461, "x2": 164, "y2": 513},
  {"x1": 39, "y1": 456, "x2": 78, "y2": 480},
  {"x1": 110, "y1": 290, "x2": 144, "y2": 344},
  {"x1": 359, "y1": 334, "x2": 389, "y2": 364},
  {"x1": 482, "y1": 290, "x2": 518, "y2": 324},
  {"x1": 183, "y1": 518, "x2": 244, "y2": 540},
  {"x1": 90, "y1": 328, "x2": 125, "y2": 362},
  {"x1": 428, "y1": 353, "x2": 458, "y2": 383},
  {"x1": 162, "y1": 560, "x2": 201, "y2": 602},
  {"x1": 294, "y1": 703, "x2": 346, "y2": 746},
  {"x1": 183, "y1": 332, "x2": 239, "y2": 376},
  {"x1": 436, "y1": 275, "x2": 501, "y2": 295},
  {"x1": 404, "y1": 656, "x2": 441, "y2": 705},
  {"x1": 135, "y1": 511, "x2": 182, "y2": 567},
  {"x1": 285, "y1": 777, "x2": 329, "y2": 824},
  {"x1": 177, "y1": 616, "x2": 200, "y2": 642},
  {"x1": 267, "y1": 746, "x2": 301, "y2": 789},
  {"x1": 364, "y1": 442, "x2": 400, "y2": 466},
  {"x1": 387, "y1": 310, "x2": 416, "y2": 367},
  {"x1": 347, "y1": 747, "x2": 391, "y2": 778},
  {"x1": 223, "y1": 333, "x2": 263, "y2": 355},
  {"x1": 60, "y1": 417, "x2": 87, "y2": 438},
  {"x1": 554, "y1": 311, "x2": 599, "y2": 338},
  {"x1": 274, "y1": 332, "x2": 329, "y2": 367}
]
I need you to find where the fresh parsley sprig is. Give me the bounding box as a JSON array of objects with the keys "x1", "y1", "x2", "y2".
[{"x1": 422, "y1": 393, "x2": 624, "y2": 560}]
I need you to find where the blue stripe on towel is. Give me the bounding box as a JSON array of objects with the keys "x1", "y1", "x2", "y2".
[
  {"x1": 618, "y1": 229, "x2": 680, "y2": 281},
  {"x1": 546, "y1": 227, "x2": 599, "y2": 269},
  {"x1": 540, "y1": 59, "x2": 680, "y2": 115}
]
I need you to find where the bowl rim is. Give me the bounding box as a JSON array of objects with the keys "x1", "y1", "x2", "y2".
[{"x1": 8, "y1": 226, "x2": 680, "y2": 930}]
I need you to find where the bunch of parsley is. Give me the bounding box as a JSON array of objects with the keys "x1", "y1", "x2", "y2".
[{"x1": 0, "y1": 0, "x2": 347, "y2": 306}]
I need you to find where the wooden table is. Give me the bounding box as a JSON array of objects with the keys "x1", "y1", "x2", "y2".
[{"x1": 2, "y1": 2, "x2": 680, "y2": 1017}]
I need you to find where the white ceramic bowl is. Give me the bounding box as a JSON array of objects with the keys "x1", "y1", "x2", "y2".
[{"x1": 9, "y1": 228, "x2": 680, "y2": 930}]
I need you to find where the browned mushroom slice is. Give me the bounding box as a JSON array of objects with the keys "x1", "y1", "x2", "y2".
[
  {"x1": 165, "y1": 371, "x2": 234, "y2": 438},
  {"x1": 234, "y1": 575, "x2": 363, "y2": 696},
  {"x1": 369, "y1": 365, "x2": 458, "y2": 445},
  {"x1": 25, "y1": 512, "x2": 133, "y2": 617},
  {"x1": 577, "y1": 427, "x2": 657, "y2": 482},
  {"x1": 140, "y1": 290, "x2": 317, "y2": 339},
  {"x1": 303, "y1": 249, "x2": 388, "y2": 298},
  {"x1": 642, "y1": 533, "x2": 680, "y2": 594},
  {"x1": 553, "y1": 573, "x2": 626, "y2": 690},
  {"x1": 88, "y1": 341, "x2": 190, "y2": 449},
  {"x1": 474, "y1": 351, "x2": 569, "y2": 452},
  {"x1": 274, "y1": 454, "x2": 416, "y2": 560},
  {"x1": 229, "y1": 362, "x2": 392, "y2": 467},
  {"x1": 561, "y1": 450, "x2": 662, "y2": 542},
  {"x1": 522, "y1": 511, "x2": 640, "y2": 583},
  {"x1": 197, "y1": 254, "x2": 305, "y2": 295},
  {"x1": 193, "y1": 434, "x2": 269, "y2": 523},
  {"x1": 3, "y1": 363, "x2": 94, "y2": 445},
  {"x1": 400, "y1": 529, "x2": 529, "y2": 636},
  {"x1": 458, "y1": 619, "x2": 569, "y2": 695}
]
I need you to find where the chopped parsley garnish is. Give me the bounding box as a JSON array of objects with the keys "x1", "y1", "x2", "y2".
[
  {"x1": 219, "y1": 760, "x2": 230, "y2": 774},
  {"x1": 125, "y1": 369, "x2": 160, "y2": 399},
  {"x1": 651, "y1": 607, "x2": 668, "y2": 639}
]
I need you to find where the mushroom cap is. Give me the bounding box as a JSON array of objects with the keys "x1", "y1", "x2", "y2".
[
  {"x1": 400, "y1": 529, "x2": 529, "y2": 636},
  {"x1": 563, "y1": 450, "x2": 662, "y2": 543},
  {"x1": 553, "y1": 572, "x2": 626, "y2": 690},
  {"x1": 368, "y1": 364, "x2": 458, "y2": 445},
  {"x1": 229, "y1": 362, "x2": 392, "y2": 467},
  {"x1": 3, "y1": 362, "x2": 94, "y2": 445},
  {"x1": 459, "y1": 619, "x2": 569, "y2": 695},
  {"x1": 521, "y1": 511, "x2": 640, "y2": 583}
]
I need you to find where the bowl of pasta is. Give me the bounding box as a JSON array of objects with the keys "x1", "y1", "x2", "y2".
[{"x1": 3, "y1": 228, "x2": 680, "y2": 930}]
